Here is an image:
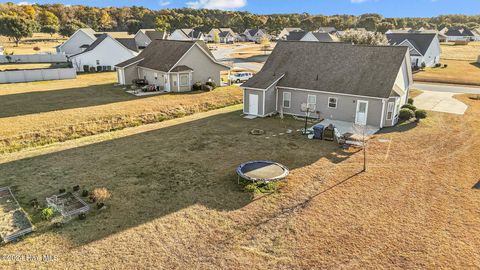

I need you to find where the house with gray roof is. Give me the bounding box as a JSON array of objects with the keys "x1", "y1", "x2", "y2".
[
  {"x1": 115, "y1": 40, "x2": 230, "y2": 92},
  {"x1": 69, "y1": 34, "x2": 139, "y2": 72},
  {"x1": 387, "y1": 32, "x2": 441, "y2": 67},
  {"x1": 443, "y1": 27, "x2": 475, "y2": 41},
  {"x1": 301, "y1": 32, "x2": 340, "y2": 42},
  {"x1": 206, "y1": 28, "x2": 237, "y2": 43},
  {"x1": 242, "y1": 41, "x2": 413, "y2": 128},
  {"x1": 243, "y1": 29, "x2": 270, "y2": 43},
  {"x1": 169, "y1": 29, "x2": 205, "y2": 41},
  {"x1": 277, "y1": 28, "x2": 303, "y2": 40},
  {"x1": 134, "y1": 29, "x2": 168, "y2": 48}
]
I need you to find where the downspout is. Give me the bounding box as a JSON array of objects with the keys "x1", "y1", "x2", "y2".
[{"x1": 380, "y1": 99, "x2": 386, "y2": 128}]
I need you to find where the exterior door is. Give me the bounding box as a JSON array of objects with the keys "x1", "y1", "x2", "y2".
[
  {"x1": 117, "y1": 69, "x2": 124, "y2": 85},
  {"x1": 248, "y1": 94, "x2": 259, "y2": 115},
  {"x1": 355, "y1": 100, "x2": 368, "y2": 126}
]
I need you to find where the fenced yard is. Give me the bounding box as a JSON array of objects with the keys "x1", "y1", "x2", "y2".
[{"x1": 0, "y1": 93, "x2": 479, "y2": 268}]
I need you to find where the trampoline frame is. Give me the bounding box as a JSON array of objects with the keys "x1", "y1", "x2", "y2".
[{"x1": 236, "y1": 160, "x2": 289, "y2": 183}]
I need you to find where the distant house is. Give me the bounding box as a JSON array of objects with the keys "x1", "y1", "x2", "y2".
[
  {"x1": 56, "y1": 28, "x2": 97, "y2": 56},
  {"x1": 0, "y1": 45, "x2": 3, "y2": 55},
  {"x1": 387, "y1": 28, "x2": 448, "y2": 42},
  {"x1": 301, "y1": 32, "x2": 340, "y2": 42},
  {"x1": 285, "y1": 31, "x2": 339, "y2": 42},
  {"x1": 115, "y1": 40, "x2": 230, "y2": 92},
  {"x1": 387, "y1": 32, "x2": 441, "y2": 68},
  {"x1": 317, "y1": 27, "x2": 337, "y2": 34},
  {"x1": 206, "y1": 28, "x2": 236, "y2": 43},
  {"x1": 277, "y1": 28, "x2": 303, "y2": 40},
  {"x1": 169, "y1": 29, "x2": 205, "y2": 41},
  {"x1": 443, "y1": 27, "x2": 475, "y2": 42},
  {"x1": 134, "y1": 29, "x2": 168, "y2": 49},
  {"x1": 56, "y1": 28, "x2": 134, "y2": 56},
  {"x1": 243, "y1": 29, "x2": 269, "y2": 43},
  {"x1": 242, "y1": 41, "x2": 412, "y2": 128},
  {"x1": 69, "y1": 34, "x2": 139, "y2": 72}
]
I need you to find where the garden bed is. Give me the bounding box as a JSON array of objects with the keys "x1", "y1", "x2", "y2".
[
  {"x1": 0, "y1": 187, "x2": 34, "y2": 243},
  {"x1": 46, "y1": 192, "x2": 89, "y2": 218}
]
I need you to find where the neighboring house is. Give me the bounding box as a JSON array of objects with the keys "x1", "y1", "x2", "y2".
[
  {"x1": 69, "y1": 34, "x2": 139, "y2": 72},
  {"x1": 169, "y1": 29, "x2": 205, "y2": 41},
  {"x1": 0, "y1": 45, "x2": 3, "y2": 55},
  {"x1": 301, "y1": 32, "x2": 340, "y2": 42},
  {"x1": 443, "y1": 27, "x2": 474, "y2": 41},
  {"x1": 387, "y1": 28, "x2": 448, "y2": 42},
  {"x1": 387, "y1": 33, "x2": 441, "y2": 68},
  {"x1": 56, "y1": 28, "x2": 97, "y2": 56},
  {"x1": 285, "y1": 31, "x2": 339, "y2": 42},
  {"x1": 471, "y1": 28, "x2": 480, "y2": 41},
  {"x1": 242, "y1": 41, "x2": 412, "y2": 128},
  {"x1": 317, "y1": 27, "x2": 337, "y2": 33},
  {"x1": 243, "y1": 29, "x2": 269, "y2": 42},
  {"x1": 134, "y1": 29, "x2": 168, "y2": 48},
  {"x1": 115, "y1": 40, "x2": 230, "y2": 92},
  {"x1": 205, "y1": 28, "x2": 236, "y2": 43},
  {"x1": 277, "y1": 28, "x2": 303, "y2": 40}
]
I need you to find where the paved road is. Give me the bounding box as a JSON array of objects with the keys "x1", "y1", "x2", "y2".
[{"x1": 412, "y1": 82, "x2": 480, "y2": 95}]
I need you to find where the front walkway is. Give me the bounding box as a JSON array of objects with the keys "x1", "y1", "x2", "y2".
[{"x1": 414, "y1": 90, "x2": 467, "y2": 115}]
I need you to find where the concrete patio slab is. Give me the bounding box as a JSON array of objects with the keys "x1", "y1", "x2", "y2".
[
  {"x1": 317, "y1": 119, "x2": 379, "y2": 136},
  {"x1": 414, "y1": 91, "x2": 467, "y2": 115}
]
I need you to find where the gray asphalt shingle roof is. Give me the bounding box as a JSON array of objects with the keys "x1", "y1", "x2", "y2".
[
  {"x1": 242, "y1": 41, "x2": 408, "y2": 99},
  {"x1": 116, "y1": 40, "x2": 218, "y2": 72},
  {"x1": 286, "y1": 31, "x2": 308, "y2": 41},
  {"x1": 386, "y1": 33, "x2": 437, "y2": 56}
]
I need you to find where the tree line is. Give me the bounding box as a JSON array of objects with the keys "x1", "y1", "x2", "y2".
[{"x1": 1, "y1": 2, "x2": 479, "y2": 45}]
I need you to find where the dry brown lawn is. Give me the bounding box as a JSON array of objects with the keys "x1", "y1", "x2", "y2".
[
  {"x1": 413, "y1": 59, "x2": 480, "y2": 86},
  {"x1": 0, "y1": 33, "x2": 65, "y2": 55},
  {"x1": 0, "y1": 72, "x2": 242, "y2": 153},
  {"x1": 0, "y1": 63, "x2": 57, "y2": 71},
  {"x1": 0, "y1": 92, "x2": 479, "y2": 268},
  {"x1": 441, "y1": 41, "x2": 480, "y2": 61}
]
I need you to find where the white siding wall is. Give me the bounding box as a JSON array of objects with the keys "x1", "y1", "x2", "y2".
[
  {"x1": 300, "y1": 32, "x2": 318, "y2": 42},
  {"x1": 169, "y1": 31, "x2": 189, "y2": 41},
  {"x1": 423, "y1": 36, "x2": 442, "y2": 67},
  {"x1": 70, "y1": 37, "x2": 138, "y2": 72},
  {"x1": 58, "y1": 30, "x2": 95, "y2": 56},
  {"x1": 134, "y1": 32, "x2": 152, "y2": 48}
]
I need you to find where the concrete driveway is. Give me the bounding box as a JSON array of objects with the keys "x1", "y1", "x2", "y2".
[{"x1": 414, "y1": 90, "x2": 467, "y2": 115}]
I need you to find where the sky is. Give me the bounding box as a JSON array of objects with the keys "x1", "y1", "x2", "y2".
[{"x1": 12, "y1": 0, "x2": 480, "y2": 17}]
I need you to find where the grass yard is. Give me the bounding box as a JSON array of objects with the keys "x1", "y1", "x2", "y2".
[
  {"x1": 0, "y1": 72, "x2": 242, "y2": 153},
  {"x1": 0, "y1": 93, "x2": 479, "y2": 268},
  {"x1": 0, "y1": 63, "x2": 69, "y2": 71},
  {"x1": 0, "y1": 33, "x2": 65, "y2": 55},
  {"x1": 440, "y1": 41, "x2": 480, "y2": 61},
  {"x1": 413, "y1": 59, "x2": 480, "y2": 86}
]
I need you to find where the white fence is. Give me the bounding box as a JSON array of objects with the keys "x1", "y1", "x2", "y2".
[
  {"x1": 0, "y1": 54, "x2": 67, "y2": 63},
  {"x1": 0, "y1": 68, "x2": 77, "y2": 84}
]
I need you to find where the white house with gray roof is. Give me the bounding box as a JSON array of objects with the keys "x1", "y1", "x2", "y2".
[
  {"x1": 69, "y1": 34, "x2": 139, "y2": 72},
  {"x1": 277, "y1": 28, "x2": 303, "y2": 40},
  {"x1": 115, "y1": 40, "x2": 229, "y2": 92},
  {"x1": 387, "y1": 32, "x2": 441, "y2": 68},
  {"x1": 134, "y1": 29, "x2": 168, "y2": 48},
  {"x1": 56, "y1": 28, "x2": 97, "y2": 56},
  {"x1": 169, "y1": 29, "x2": 205, "y2": 41},
  {"x1": 242, "y1": 41, "x2": 413, "y2": 128},
  {"x1": 243, "y1": 29, "x2": 269, "y2": 42}
]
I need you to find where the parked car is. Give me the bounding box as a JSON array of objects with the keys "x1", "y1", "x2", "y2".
[{"x1": 230, "y1": 72, "x2": 253, "y2": 83}]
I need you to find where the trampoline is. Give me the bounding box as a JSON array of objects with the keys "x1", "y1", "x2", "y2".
[{"x1": 236, "y1": 160, "x2": 289, "y2": 183}]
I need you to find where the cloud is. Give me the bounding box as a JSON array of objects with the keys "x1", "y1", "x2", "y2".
[
  {"x1": 351, "y1": 0, "x2": 369, "y2": 3},
  {"x1": 16, "y1": 1, "x2": 36, "y2": 5},
  {"x1": 186, "y1": 0, "x2": 247, "y2": 10},
  {"x1": 159, "y1": 0, "x2": 171, "y2": 6}
]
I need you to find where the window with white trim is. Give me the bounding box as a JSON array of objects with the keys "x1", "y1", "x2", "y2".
[
  {"x1": 328, "y1": 97, "x2": 337, "y2": 108},
  {"x1": 307, "y1": 95, "x2": 316, "y2": 105},
  {"x1": 282, "y1": 92, "x2": 291, "y2": 108},
  {"x1": 386, "y1": 102, "x2": 394, "y2": 120},
  {"x1": 154, "y1": 72, "x2": 158, "y2": 80},
  {"x1": 179, "y1": 74, "x2": 189, "y2": 86}
]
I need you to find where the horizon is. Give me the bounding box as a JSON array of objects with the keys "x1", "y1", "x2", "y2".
[{"x1": 8, "y1": 0, "x2": 480, "y2": 18}]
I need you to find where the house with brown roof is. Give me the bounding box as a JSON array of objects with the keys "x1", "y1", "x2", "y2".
[
  {"x1": 115, "y1": 40, "x2": 230, "y2": 92},
  {"x1": 242, "y1": 41, "x2": 413, "y2": 128}
]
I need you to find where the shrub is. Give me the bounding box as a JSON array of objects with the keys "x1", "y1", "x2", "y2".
[
  {"x1": 415, "y1": 109, "x2": 427, "y2": 119},
  {"x1": 205, "y1": 81, "x2": 217, "y2": 89},
  {"x1": 92, "y1": 187, "x2": 111, "y2": 203},
  {"x1": 407, "y1": 98, "x2": 414, "y2": 105},
  {"x1": 83, "y1": 65, "x2": 89, "y2": 72},
  {"x1": 435, "y1": 63, "x2": 442, "y2": 68},
  {"x1": 443, "y1": 64, "x2": 448, "y2": 68},
  {"x1": 399, "y1": 108, "x2": 415, "y2": 121},
  {"x1": 421, "y1": 62, "x2": 426, "y2": 70},
  {"x1": 41, "y1": 207, "x2": 54, "y2": 220},
  {"x1": 89, "y1": 67, "x2": 96, "y2": 72},
  {"x1": 203, "y1": 85, "x2": 213, "y2": 92},
  {"x1": 401, "y1": 104, "x2": 417, "y2": 111},
  {"x1": 192, "y1": 82, "x2": 202, "y2": 91},
  {"x1": 33, "y1": 46, "x2": 40, "y2": 51}
]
